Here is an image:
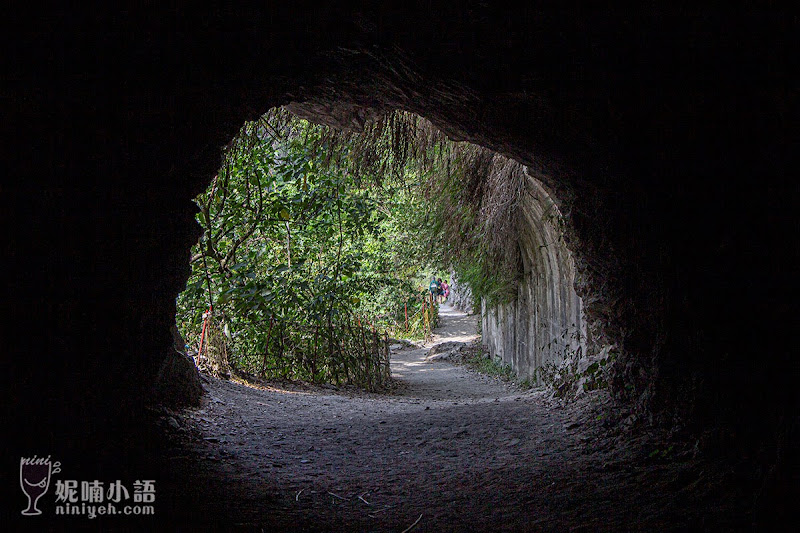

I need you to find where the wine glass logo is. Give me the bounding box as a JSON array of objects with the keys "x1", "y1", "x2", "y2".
[{"x1": 20, "y1": 457, "x2": 53, "y2": 516}]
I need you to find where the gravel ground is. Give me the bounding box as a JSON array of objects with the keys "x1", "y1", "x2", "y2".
[{"x1": 156, "y1": 304, "x2": 752, "y2": 531}]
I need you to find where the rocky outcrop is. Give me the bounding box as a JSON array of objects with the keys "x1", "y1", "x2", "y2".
[
  {"x1": 425, "y1": 341, "x2": 469, "y2": 362},
  {"x1": 154, "y1": 325, "x2": 204, "y2": 407},
  {"x1": 447, "y1": 272, "x2": 475, "y2": 314},
  {"x1": 153, "y1": 325, "x2": 204, "y2": 407}
]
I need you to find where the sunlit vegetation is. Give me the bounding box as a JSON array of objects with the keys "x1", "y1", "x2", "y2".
[{"x1": 177, "y1": 109, "x2": 523, "y2": 388}]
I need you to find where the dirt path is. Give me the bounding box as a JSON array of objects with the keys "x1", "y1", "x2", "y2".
[
  {"x1": 391, "y1": 303, "x2": 512, "y2": 402},
  {"x1": 161, "y1": 304, "x2": 749, "y2": 531}
]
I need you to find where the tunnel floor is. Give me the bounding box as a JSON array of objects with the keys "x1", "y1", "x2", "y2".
[{"x1": 155, "y1": 305, "x2": 752, "y2": 531}]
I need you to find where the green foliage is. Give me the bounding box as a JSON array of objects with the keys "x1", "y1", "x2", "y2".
[
  {"x1": 464, "y1": 351, "x2": 516, "y2": 381},
  {"x1": 408, "y1": 144, "x2": 526, "y2": 308},
  {"x1": 177, "y1": 108, "x2": 526, "y2": 388},
  {"x1": 536, "y1": 351, "x2": 617, "y2": 398},
  {"x1": 580, "y1": 351, "x2": 618, "y2": 393},
  {"x1": 647, "y1": 445, "x2": 675, "y2": 461},
  {"x1": 536, "y1": 359, "x2": 579, "y2": 398},
  {"x1": 177, "y1": 115, "x2": 438, "y2": 388},
  {"x1": 287, "y1": 106, "x2": 526, "y2": 310}
]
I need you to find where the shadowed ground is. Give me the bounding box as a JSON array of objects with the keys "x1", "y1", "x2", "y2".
[{"x1": 133, "y1": 304, "x2": 753, "y2": 531}]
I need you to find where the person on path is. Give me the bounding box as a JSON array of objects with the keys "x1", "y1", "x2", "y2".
[
  {"x1": 429, "y1": 277, "x2": 440, "y2": 303},
  {"x1": 441, "y1": 279, "x2": 450, "y2": 301}
]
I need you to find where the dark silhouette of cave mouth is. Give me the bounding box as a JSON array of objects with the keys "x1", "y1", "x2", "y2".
[
  {"x1": 143, "y1": 107, "x2": 756, "y2": 531},
  {"x1": 4, "y1": 5, "x2": 795, "y2": 531}
]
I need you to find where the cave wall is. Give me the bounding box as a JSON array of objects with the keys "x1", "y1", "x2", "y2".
[
  {"x1": 481, "y1": 172, "x2": 587, "y2": 382},
  {"x1": 3, "y1": 5, "x2": 795, "y2": 514}
]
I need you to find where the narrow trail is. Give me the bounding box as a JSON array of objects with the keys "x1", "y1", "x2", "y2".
[
  {"x1": 162, "y1": 304, "x2": 746, "y2": 531},
  {"x1": 391, "y1": 302, "x2": 512, "y2": 402}
]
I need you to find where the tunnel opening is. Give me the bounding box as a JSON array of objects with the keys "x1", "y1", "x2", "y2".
[
  {"x1": 151, "y1": 103, "x2": 754, "y2": 530},
  {"x1": 170, "y1": 107, "x2": 591, "y2": 400},
  {"x1": 151, "y1": 106, "x2": 645, "y2": 529}
]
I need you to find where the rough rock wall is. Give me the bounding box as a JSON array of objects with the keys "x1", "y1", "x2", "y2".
[
  {"x1": 446, "y1": 272, "x2": 475, "y2": 314},
  {"x1": 481, "y1": 171, "x2": 587, "y2": 381}
]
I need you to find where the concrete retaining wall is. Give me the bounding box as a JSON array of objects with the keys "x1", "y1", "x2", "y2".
[{"x1": 481, "y1": 171, "x2": 586, "y2": 382}]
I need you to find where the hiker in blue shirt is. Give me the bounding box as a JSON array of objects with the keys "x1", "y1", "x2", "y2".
[{"x1": 429, "y1": 277, "x2": 441, "y2": 302}]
